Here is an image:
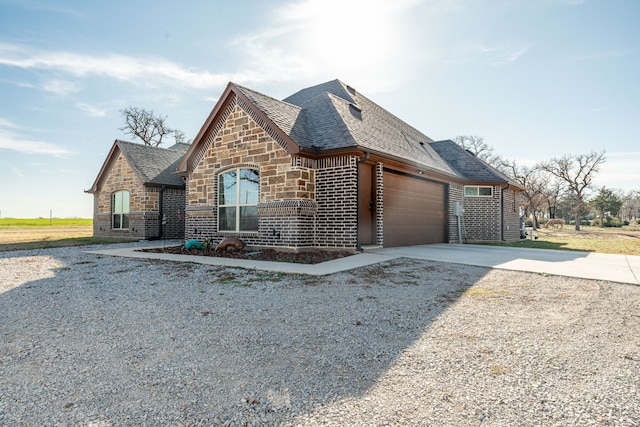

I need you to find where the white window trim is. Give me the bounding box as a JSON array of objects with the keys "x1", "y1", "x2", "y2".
[
  {"x1": 112, "y1": 190, "x2": 130, "y2": 230},
  {"x1": 218, "y1": 168, "x2": 259, "y2": 233},
  {"x1": 464, "y1": 185, "x2": 493, "y2": 197}
]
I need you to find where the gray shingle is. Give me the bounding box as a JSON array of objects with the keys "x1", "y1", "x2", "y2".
[
  {"x1": 117, "y1": 140, "x2": 189, "y2": 187},
  {"x1": 228, "y1": 80, "x2": 513, "y2": 184},
  {"x1": 429, "y1": 140, "x2": 514, "y2": 183}
]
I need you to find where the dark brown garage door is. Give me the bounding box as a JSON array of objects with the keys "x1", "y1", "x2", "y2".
[{"x1": 384, "y1": 171, "x2": 446, "y2": 247}]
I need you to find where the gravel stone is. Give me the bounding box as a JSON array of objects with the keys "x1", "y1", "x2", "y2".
[{"x1": 1, "y1": 241, "x2": 639, "y2": 426}]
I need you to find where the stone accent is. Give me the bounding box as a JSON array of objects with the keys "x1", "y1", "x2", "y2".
[
  {"x1": 184, "y1": 96, "x2": 323, "y2": 249},
  {"x1": 92, "y1": 151, "x2": 185, "y2": 239}
]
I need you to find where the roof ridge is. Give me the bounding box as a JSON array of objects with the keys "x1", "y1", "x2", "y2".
[{"x1": 233, "y1": 82, "x2": 302, "y2": 111}]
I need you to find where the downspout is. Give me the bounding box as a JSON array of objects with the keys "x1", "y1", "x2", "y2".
[{"x1": 356, "y1": 152, "x2": 370, "y2": 250}]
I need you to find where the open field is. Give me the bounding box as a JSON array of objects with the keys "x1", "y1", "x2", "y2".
[
  {"x1": 494, "y1": 224, "x2": 640, "y2": 256},
  {"x1": 1, "y1": 220, "x2": 639, "y2": 255},
  {"x1": 0, "y1": 219, "x2": 134, "y2": 251}
]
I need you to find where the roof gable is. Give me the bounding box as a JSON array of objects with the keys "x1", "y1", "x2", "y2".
[
  {"x1": 177, "y1": 83, "x2": 303, "y2": 175},
  {"x1": 88, "y1": 140, "x2": 188, "y2": 193}
]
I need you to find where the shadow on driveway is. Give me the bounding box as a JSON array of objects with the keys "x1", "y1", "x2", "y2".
[{"x1": 0, "y1": 250, "x2": 486, "y2": 425}]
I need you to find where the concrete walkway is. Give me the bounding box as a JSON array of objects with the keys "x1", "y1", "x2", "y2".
[{"x1": 87, "y1": 243, "x2": 640, "y2": 284}]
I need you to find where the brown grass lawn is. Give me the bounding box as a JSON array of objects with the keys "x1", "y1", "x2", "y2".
[
  {"x1": 503, "y1": 224, "x2": 640, "y2": 256},
  {"x1": 0, "y1": 225, "x2": 135, "y2": 251},
  {"x1": 1, "y1": 223, "x2": 639, "y2": 255}
]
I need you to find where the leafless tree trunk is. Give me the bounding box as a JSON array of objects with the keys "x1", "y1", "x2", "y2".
[
  {"x1": 500, "y1": 160, "x2": 547, "y2": 229},
  {"x1": 539, "y1": 151, "x2": 606, "y2": 231}
]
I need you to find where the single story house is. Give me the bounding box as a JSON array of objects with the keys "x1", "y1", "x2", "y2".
[
  {"x1": 174, "y1": 79, "x2": 523, "y2": 250},
  {"x1": 87, "y1": 140, "x2": 189, "y2": 240}
]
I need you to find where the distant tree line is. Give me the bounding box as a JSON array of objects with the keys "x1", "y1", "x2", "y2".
[{"x1": 454, "y1": 135, "x2": 639, "y2": 231}]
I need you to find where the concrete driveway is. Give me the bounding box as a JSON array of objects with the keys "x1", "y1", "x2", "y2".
[
  {"x1": 90, "y1": 243, "x2": 640, "y2": 284},
  {"x1": 371, "y1": 244, "x2": 640, "y2": 285}
]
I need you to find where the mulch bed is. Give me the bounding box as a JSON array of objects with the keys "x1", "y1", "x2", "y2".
[{"x1": 138, "y1": 245, "x2": 354, "y2": 264}]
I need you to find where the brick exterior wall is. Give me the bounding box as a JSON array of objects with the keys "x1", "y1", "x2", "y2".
[
  {"x1": 454, "y1": 185, "x2": 524, "y2": 243},
  {"x1": 314, "y1": 156, "x2": 358, "y2": 248},
  {"x1": 181, "y1": 93, "x2": 522, "y2": 250},
  {"x1": 184, "y1": 96, "x2": 351, "y2": 250},
  {"x1": 502, "y1": 187, "x2": 521, "y2": 243},
  {"x1": 448, "y1": 182, "x2": 464, "y2": 243},
  {"x1": 92, "y1": 151, "x2": 185, "y2": 239}
]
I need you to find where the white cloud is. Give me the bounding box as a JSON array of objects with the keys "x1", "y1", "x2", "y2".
[
  {"x1": 41, "y1": 79, "x2": 81, "y2": 95},
  {"x1": 75, "y1": 102, "x2": 107, "y2": 117},
  {"x1": 0, "y1": 118, "x2": 19, "y2": 128},
  {"x1": 0, "y1": 128, "x2": 70, "y2": 156},
  {"x1": 0, "y1": 42, "x2": 247, "y2": 90}
]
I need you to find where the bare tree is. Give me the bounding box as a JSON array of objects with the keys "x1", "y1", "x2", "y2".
[
  {"x1": 539, "y1": 151, "x2": 606, "y2": 231},
  {"x1": 171, "y1": 129, "x2": 189, "y2": 145},
  {"x1": 620, "y1": 190, "x2": 640, "y2": 222},
  {"x1": 120, "y1": 107, "x2": 188, "y2": 147},
  {"x1": 454, "y1": 135, "x2": 504, "y2": 168},
  {"x1": 542, "y1": 178, "x2": 564, "y2": 219},
  {"x1": 501, "y1": 160, "x2": 547, "y2": 229}
]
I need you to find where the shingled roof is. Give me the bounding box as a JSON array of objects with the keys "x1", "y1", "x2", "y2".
[
  {"x1": 88, "y1": 140, "x2": 189, "y2": 193},
  {"x1": 117, "y1": 140, "x2": 189, "y2": 187},
  {"x1": 429, "y1": 140, "x2": 519, "y2": 185},
  {"x1": 180, "y1": 79, "x2": 518, "y2": 186}
]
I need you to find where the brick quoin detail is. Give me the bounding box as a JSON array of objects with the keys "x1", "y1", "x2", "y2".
[{"x1": 375, "y1": 162, "x2": 384, "y2": 246}]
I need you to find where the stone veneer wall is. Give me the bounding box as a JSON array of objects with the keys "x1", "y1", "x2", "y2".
[
  {"x1": 93, "y1": 152, "x2": 149, "y2": 239},
  {"x1": 184, "y1": 96, "x2": 324, "y2": 249},
  {"x1": 93, "y1": 152, "x2": 186, "y2": 239}
]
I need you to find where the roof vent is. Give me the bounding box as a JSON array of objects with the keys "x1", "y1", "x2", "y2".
[
  {"x1": 465, "y1": 149, "x2": 477, "y2": 156},
  {"x1": 349, "y1": 103, "x2": 362, "y2": 120},
  {"x1": 346, "y1": 85, "x2": 357, "y2": 95}
]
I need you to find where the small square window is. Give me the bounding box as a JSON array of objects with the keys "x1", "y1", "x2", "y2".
[{"x1": 464, "y1": 186, "x2": 493, "y2": 197}]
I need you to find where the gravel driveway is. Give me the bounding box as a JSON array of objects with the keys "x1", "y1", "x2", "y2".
[{"x1": 1, "y1": 242, "x2": 639, "y2": 426}]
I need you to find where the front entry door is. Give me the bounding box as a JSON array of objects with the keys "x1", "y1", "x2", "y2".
[{"x1": 358, "y1": 163, "x2": 376, "y2": 246}]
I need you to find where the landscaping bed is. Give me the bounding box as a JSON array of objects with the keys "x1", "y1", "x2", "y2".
[{"x1": 139, "y1": 245, "x2": 354, "y2": 264}]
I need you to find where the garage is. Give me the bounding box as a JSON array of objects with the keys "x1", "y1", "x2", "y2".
[{"x1": 383, "y1": 171, "x2": 447, "y2": 247}]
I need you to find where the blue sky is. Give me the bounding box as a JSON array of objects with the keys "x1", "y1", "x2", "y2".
[{"x1": 0, "y1": 0, "x2": 638, "y2": 218}]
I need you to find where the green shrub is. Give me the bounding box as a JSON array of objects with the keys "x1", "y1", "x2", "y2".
[{"x1": 603, "y1": 217, "x2": 622, "y2": 228}]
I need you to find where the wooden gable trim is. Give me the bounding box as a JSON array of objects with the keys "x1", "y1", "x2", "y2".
[
  {"x1": 86, "y1": 140, "x2": 124, "y2": 193},
  {"x1": 176, "y1": 82, "x2": 300, "y2": 176}
]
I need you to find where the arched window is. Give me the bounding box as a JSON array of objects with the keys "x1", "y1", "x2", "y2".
[
  {"x1": 112, "y1": 190, "x2": 130, "y2": 229},
  {"x1": 218, "y1": 168, "x2": 259, "y2": 232}
]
